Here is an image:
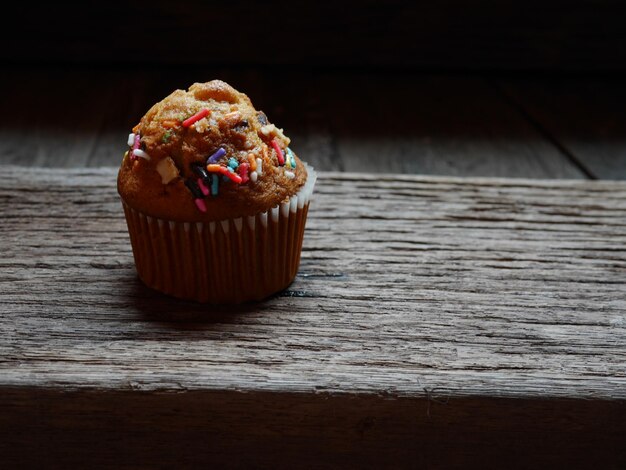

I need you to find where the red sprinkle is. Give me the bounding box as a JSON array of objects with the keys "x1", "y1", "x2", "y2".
[
  {"x1": 223, "y1": 168, "x2": 243, "y2": 184},
  {"x1": 183, "y1": 108, "x2": 210, "y2": 128},
  {"x1": 239, "y1": 162, "x2": 250, "y2": 183},
  {"x1": 207, "y1": 164, "x2": 242, "y2": 184},
  {"x1": 197, "y1": 178, "x2": 210, "y2": 196},
  {"x1": 271, "y1": 139, "x2": 285, "y2": 165}
]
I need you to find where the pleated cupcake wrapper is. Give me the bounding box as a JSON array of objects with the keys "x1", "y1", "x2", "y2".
[{"x1": 122, "y1": 165, "x2": 317, "y2": 303}]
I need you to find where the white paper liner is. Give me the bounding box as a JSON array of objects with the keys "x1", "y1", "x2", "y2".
[{"x1": 122, "y1": 165, "x2": 317, "y2": 303}]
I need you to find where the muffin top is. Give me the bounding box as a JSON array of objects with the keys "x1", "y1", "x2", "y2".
[{"x1": 117, "y1": 80, "x2": 307, "y2": 222}]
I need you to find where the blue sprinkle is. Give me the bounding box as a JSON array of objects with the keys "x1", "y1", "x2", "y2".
[
  {"x1": 228, "y1": 157, "x2": 239, "y2": 170},
  {"x1": 286, "y1": 148, "x2": 296, "y2": 168},
  {"x1": 207, "y1": 147, "x2": 227, "y2": 164},
  {"x1": 211, "y1": 174, "x2": 219, "y2": 196}
]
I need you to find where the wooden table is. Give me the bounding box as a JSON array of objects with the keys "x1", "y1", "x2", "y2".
[{"x1": 1, "y1": 167, "x2": 625, "y2": 468}]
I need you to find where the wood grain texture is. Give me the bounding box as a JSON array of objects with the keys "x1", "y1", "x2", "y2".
[
  {"x1": 318, "y1": 73, "x2": 585, "y2": 178},
  {"x1": 498, "y1": 77, "x2": 626, "y2": 180},
  {"x1": 0, "y1": 167, "x2": 625, "y2": 466},
  {"x1": 0, "y1": 69, "x2": 128, "y2": 168}
]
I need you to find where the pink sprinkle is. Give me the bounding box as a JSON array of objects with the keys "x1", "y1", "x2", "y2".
[
  {"x1": 194, "y1": 198, "x2": 207, "y2": 213},
  {"x1": 197, "y1": 178, "x2": 210, "y2": 196},
  {"x1": 131, "y1": 134, "x2": 141, "y2": 161},
  {"x1": 270, "y1": 139, "x2": 285, "y2": 165},
  {"x1": 239, "y1": 162, "x2": 250, "y2": 183}
]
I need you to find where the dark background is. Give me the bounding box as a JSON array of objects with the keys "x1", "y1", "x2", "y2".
[
  {"x1": 2, "y1": 0, "x2": 626, "y2": 177},
  {"x1": 5, "y1": 1, "x2": 626, "y2": 71},
  {"x1": 0, "y1": 0, "x2": 626, "y2": 72}
]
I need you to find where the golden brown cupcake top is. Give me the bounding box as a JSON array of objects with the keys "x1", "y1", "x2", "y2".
[{"x1": 117, "y1": 80, "x2": 307, "y2": 222}]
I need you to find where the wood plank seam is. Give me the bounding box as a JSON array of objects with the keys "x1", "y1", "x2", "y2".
[{"x1": 489, "y1": 78, "x2": 597, "y2": 180}]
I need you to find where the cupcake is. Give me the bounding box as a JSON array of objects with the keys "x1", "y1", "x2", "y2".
[{"x1": 117, "y1": 80, "x2": 316, "y2": 303}]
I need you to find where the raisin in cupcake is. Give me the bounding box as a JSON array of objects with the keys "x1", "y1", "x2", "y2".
[{"x1": 117, "y1": 80, "x2": 316, "y2": 303}]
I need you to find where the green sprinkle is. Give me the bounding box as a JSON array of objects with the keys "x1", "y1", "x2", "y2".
[{"x1": 162, "y1": 129, "x2": 172, "y2": 143}]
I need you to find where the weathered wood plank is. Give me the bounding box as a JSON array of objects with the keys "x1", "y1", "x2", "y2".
[
  {"x1": 0, "y1": 167, "x2": 625, "y2": 397},
  {"x1": 2, "y1": 389, "x2": 624, "y2": 469},
  {"x1": 498, "y1": 77, "x2": 626, "y2": 180},
  {"x1": 319, "y1": 74, "x2": 585, "y2": 178},
  {"x1": 0, "y1": 68, "x2": 587, "y2": 178},
  {"x1": 1, "y1": 167, "x2": 625, "y2": 466},
  {"x1": 0, "y1": 67, "x2": 336, "y2": 170},
  {"x1": 0, "y1": 69, "x2": 125, "y2": 168}
]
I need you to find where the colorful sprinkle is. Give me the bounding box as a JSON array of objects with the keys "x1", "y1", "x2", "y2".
[
  {"x1": 286, "y1": 147, "x2": 297, "y2": 168},
  {"x1": 256, "y1": 157, "x2": 263, "y2": 175},
  {"x1": 162, "y1": 119, "x2": 180, "y2": 129},
  {"x1": 207, "y1": 164, "x2": 223, "y2": 173},
  {"x1": 130, "y1": 133, "x2": 141, "y2": 161},
  {"x1": 239, "y1": 162, "x2": 250, "y2": 183},
  {"x1": 223, "y1": 169, "x2": 242, "y2": 184},
  {"x1": 197, "y1": 178, "x2": 210, "y2": 196},
  {"x1": 127, "y1": 133, "x2": 135, "y2": 147},
  {"x1": 284, "y1": 170, "x2": 295, "y2": 179},
  {"x1": 210, "y1": 174, "x2": 219, "y2": 196},
  {"x1": 183, "y1": 108, "x2": 210, "y2": 128},
  {"x1": 207, "y1": 147, "x2": 227, "y2": 164},
  {"x1": 227, "y1": 157, "x2": 239, "y2": 170},
  {"x1": 247, "y1": 153, "x2": 257, "y2": 171},
  {"x1": 250, "y1": 171, "x2": 258, "y2": 183},
  {"x1": 161, "y1": 129, "x2": 173, "y2": 143},
  {"x1": 185, "y1": 179, "x2": 204, "y2": 199},
  {"x1": 184, "y1": 178, "x2": 207, "y2": 212},
  {"x1": 132, "y1": 149, "x2": 151, "y2": 160},
  {"x1": 271, "y1": 139, "x2": 285, "y2": 165},
  {"x1": 194, "y1": 198, "x2": 207, "y2": 213},
  {"x1": 206, "y1": 164, "x2": 243, "y2": 184}
]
